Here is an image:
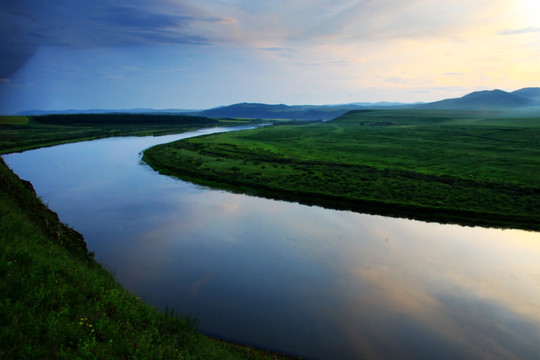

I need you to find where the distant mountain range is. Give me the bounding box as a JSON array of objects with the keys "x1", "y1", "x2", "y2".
[
  {"x1": 416, "y1": 88, "x2": 540, "y2": 110},
  {"x1": 192, "y1": 88, "x2": 540, "y2": 119},
  {"x1": 14, "y1": 87, "x2": 540, "y2": 120},
  {"x1": 195, "y1": 103, "x2": 355, "y2": 121}
]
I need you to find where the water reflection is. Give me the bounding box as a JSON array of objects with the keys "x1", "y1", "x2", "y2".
[{"x1": 4, "y1": 128, "x2": 540, "y2": 360}]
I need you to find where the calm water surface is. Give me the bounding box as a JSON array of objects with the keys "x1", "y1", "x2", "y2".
[{"x1": 4, "y1": 127, "x2": 540, "y2": 360}]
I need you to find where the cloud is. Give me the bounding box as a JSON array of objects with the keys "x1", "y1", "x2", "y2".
[
  {"x1": 260, "y1": 47, "x2": 293, "y2": 52},
  {"x1": 2, "y1": 0, "x2": 534, "y2": 112},
  {"x1": 6, "y1": 1, "x2": 224, "y2": 47},
  {"x1": 0, "y1": 0, "x2": 506, "y2": 80},
  {"x1": 0, "y1": 4, "x2": 41, "y2": 79},
  {"x1": 0, "y1": 0, "x2": 235, "y2": 78},
  {"x1": 223, "y1": 0, "x2": 500, "y2": 45},
  {"x1": 204, "y1": 17, "x2": 237, "y2": 25},
  {"x1": 98, "y1": 6, "x2": 194, "y2": 32},
  {"x1": 498, "y1": 26, "x2": 540, "y2": 35}
]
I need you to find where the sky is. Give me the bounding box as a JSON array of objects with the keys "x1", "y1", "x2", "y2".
[{"x1": 1, "y1": 0, "x2": 540, "y2": 114}]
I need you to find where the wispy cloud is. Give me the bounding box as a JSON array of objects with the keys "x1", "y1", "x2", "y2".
[
  {"x1": 204, "y1": 17, "x2": 237, "y2": 25},
  {"x1": 0, "y1": 0, "x2": 235, "y2": 78},
  {"x1": 3, "y1": 1, "x2": 233, "y2": 47},
  {"x1": 222, "y1": 0, "x2": 502, "y2": 44},
  {"x1": 260, "y1": 47, "x2": 294, "y2": 52},
  {"x1": 498, "y1": 26, "x2": 540, "y2": 35}
]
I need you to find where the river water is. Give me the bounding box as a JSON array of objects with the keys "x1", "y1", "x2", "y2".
[{"x1": 4, "y1": 126, "x2": 540, "y2": 360}]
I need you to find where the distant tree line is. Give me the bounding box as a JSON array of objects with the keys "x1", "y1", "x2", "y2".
[{"x1": 32, "y1": 114, "x2": 219, "y2": 126}]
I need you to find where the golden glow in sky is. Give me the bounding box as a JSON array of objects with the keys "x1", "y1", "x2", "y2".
[{"x1": 514, "y1": 0, "x2": 540, "y2": 25}]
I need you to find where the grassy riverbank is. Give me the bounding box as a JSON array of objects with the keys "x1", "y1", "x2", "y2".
[
  {"x1": 143, "y1": 109, "x2": 540, "y2": 231},
  {"x1": 0, "y1": 115, "x2": 299, "y2": 359},
  {"x1": 0, "y1": 114, "x2": 259, "y2": 154}
]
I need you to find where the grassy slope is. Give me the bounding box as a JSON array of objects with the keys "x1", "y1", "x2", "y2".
[
  {"x1": 0, "y1": 116, "x2": 298, "y2": 359},
  {"x1": 143, "y1": 110, "x2": 540, "y2": 231}
]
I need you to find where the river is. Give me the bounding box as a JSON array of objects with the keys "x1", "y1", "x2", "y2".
[{"x1": 4, "y1": 126, "x2": 540, "y2": 360}]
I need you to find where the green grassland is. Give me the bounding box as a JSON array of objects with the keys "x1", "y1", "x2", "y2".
[
  {"x1": 0, "y1": 115, "x2": 298, "y2": 359},
  {"x1": 143, "y1": 110, "x2": 540, "y2": 231},
  {"x1": 0, "y1": 114, "x2": 261, "y2": 154}
]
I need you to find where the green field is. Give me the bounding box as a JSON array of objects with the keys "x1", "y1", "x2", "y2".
[
  {"x1": 143, "y1": 110, "x2": 540, "y2": 230},
  {"x1": 0, "y1": 114, "x2": 260, "y2": 154}
]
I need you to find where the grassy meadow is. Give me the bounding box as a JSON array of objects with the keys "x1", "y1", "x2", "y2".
[{"x1": 143, "y1": 109, "x2": 540, "y2": 230}]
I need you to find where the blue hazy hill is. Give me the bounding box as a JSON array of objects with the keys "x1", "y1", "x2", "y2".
[{"x1": 417, "y1": 88, "x2": 540, "y2": 109}]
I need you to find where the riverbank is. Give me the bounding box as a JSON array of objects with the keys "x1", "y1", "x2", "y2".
[
  {"x1": 0, "y1": 117, "x2": 300, "y2": 359},
  {"x1": 143, "y1": 110, "x2": 540, "y2": 231},
  {"x1": 0, "y1": 114, "x2": 260, "y2": 154}
]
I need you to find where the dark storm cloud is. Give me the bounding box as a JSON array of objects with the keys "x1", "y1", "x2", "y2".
[
  {"x1": 0, "y1": 0, "x2": 224, "y2": 79},
  {"x1": 0, "y1": 2, "x2": 42, "y2": 79}
]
